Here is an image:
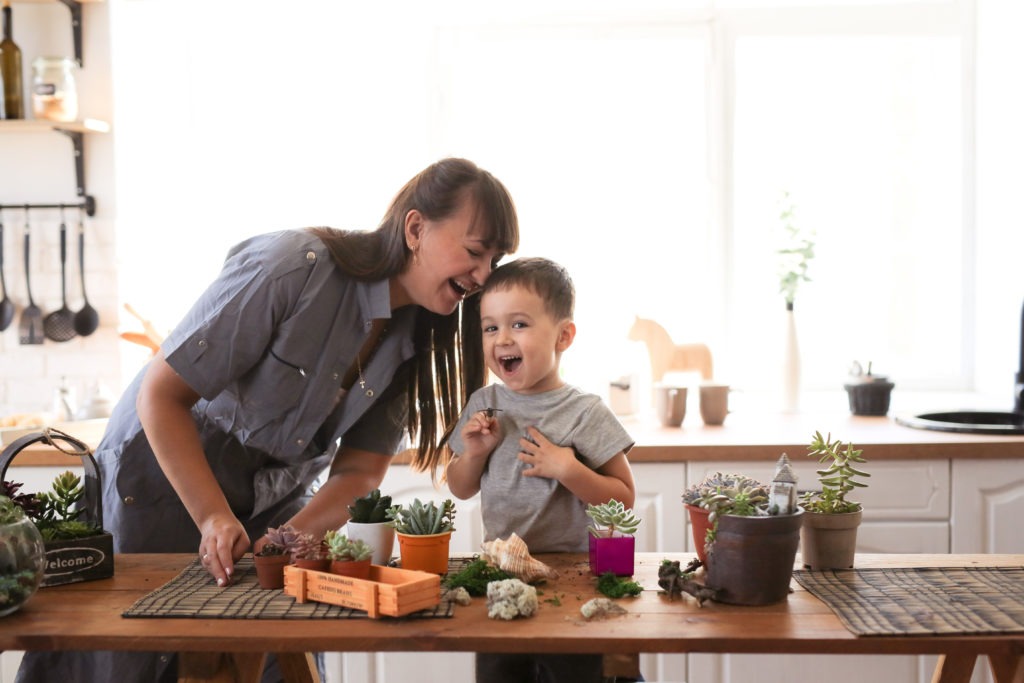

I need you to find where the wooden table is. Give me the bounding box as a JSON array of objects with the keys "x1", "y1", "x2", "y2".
[{"x1": 1, "y1": 554, "x2": 1022, "y2": 683}]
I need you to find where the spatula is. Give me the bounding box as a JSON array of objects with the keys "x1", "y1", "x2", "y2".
[{"x1": 18, "y1": 212, "x2": 44, "y2": 345}]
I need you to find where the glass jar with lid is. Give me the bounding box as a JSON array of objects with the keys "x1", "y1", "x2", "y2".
[{"x1": 31, "y1": 56, "x2": 78, "y2": 122}]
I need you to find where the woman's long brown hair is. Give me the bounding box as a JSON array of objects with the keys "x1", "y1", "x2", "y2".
[{"x1": 310, "y1": 158, "x2": 519, "y2": 481}]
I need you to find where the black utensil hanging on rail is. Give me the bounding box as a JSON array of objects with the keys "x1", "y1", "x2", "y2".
[
  {"x1": 18, "y1": 209, "x2": 43, "y2": 344},
  {"x1": 72, "y1": 211, "x2": 98, "y2": 336},
  {"x1": 0, "y1": 211, "x2": 15, "y2": 332},
  {"x1": 43, "y1": 209, "x2": 77, "y2": 342}
]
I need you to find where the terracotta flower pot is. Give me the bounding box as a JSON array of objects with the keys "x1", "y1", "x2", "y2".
[
  {"x1": 685, "y1": 503, "x2": 712, "y2": 564},
  {"x1": 252, "y1": 552, "x2": 290, "y2": 589},
  {"x1": 706, "y1": 509, "x2": 804, "y2": 606},
  {"x1": 800, "y1": 508, "x2": 863, "y2": 570},
  {"x1": 588, "y1": 533, "x2": 635, "y2": 576},
  {"x1": 396, "y1": 531, "x2": 452, "y2": 574},
  {"x1": 293, "y1": 556, "x2": 330, "y2": 573},
  {"x1": 329, "y1": 558, "x2": 372, "y2": 580}
]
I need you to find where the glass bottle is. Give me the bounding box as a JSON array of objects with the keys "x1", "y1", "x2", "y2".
[
  {"x1": 32, "y1": 56, "x2": 78, "y2": 122},
  {"x1": 0, "y1": 1, "x2": 24, "y2": 119}
]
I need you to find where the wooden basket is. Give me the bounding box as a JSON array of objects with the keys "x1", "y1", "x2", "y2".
[{"x1": 283, "y1": 564, "x2": 440, "y2": 618}]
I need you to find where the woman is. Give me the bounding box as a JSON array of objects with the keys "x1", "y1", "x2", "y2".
[{"x1": 16, "y1": 157, "x2": 519, "y2": 683}]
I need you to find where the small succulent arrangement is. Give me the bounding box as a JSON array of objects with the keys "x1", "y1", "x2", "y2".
[
  {"x1": 386, "y1": 498, "x2": 456, "y2": 535},
  {"x1": 2, "y1": 473, "x2": 103, "y2": 542},
  {"x1": 683, "y1": 472, "x2": 769, "y2": 524},
  {"x1": 347, "y1": 489, "x2": 392, "y2": 524},
  {"x1": 323, "y1": 531, "x2": 373, "y2": 562},
  {"x1": 259, "y1": 523, "x2": 323, "y2": 559},
  {"x1": 800, "y1": 431, "x2": 869, "y2": 514},
  {"x1": 585, "y1": 499, "x2": 640, "y2": 538},
  {"x1": 0, "y1": 495, "x2": 45, "y2": 614}
]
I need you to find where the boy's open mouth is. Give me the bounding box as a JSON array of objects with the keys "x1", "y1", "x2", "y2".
[{"x1": 499, "y1": 355, "x2": 522, "y2": 373}]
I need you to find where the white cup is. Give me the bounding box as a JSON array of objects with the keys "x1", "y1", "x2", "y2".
[
  {"x1": 653, "y1": 385, "x2": 687, "y2": 427},
  {"x1": 699, "y1": 383, "x2": 730, "y2": 426}
]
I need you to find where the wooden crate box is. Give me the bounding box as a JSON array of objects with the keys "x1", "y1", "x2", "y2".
[{"x1": 283, "y1": 564, "x2": 440, "y2": 618}]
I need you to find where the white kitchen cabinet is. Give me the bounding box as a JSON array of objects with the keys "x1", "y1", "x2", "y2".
[
  {"x1": 686, "y1": 458, "x2": 950, "y2": 683},
  {"x1": 950, "y1": 458, "x2": 1024, "y2": 683}
]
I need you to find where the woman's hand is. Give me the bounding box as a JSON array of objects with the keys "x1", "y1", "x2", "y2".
[{"x1": 198, "y1": 511, "x2": 250, "y2": 586}]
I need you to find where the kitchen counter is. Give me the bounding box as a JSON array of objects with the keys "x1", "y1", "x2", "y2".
[{"x1": 4, "y1": 408, "x2": 1024, "y2": 471}]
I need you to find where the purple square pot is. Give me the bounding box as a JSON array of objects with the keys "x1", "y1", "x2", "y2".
[{"x1": 588, "y1": 533, "x2": 635, "y2": 576}]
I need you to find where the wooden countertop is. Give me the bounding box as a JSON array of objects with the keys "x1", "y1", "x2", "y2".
[{"x1": 6, "y1": 407, "x2": 1023, "y2": 470}]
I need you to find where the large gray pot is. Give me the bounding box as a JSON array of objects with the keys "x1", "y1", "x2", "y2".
[{"x1": 706, "y1": 509, "x2": 804, "y2": 605}]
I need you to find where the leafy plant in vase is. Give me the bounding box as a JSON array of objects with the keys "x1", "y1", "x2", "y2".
[
  {"x1": 324, "y1": 531, "x2": 373, "y2": 579},
  {"x1": 586, "y1": 499, "x2": 640, "y2": 576},
  {"x1": 346, "y1": 488, "x2": 395, "y2": 565},
  {"x1": 799, "y1": 431, "x2": 870, "y2": 570},
  {"x1": 776, "y1": 191, "x2": 815, "y2": 413},
  {"x1": 386, "y1": 498, "x2": 456, "y2": 575}
]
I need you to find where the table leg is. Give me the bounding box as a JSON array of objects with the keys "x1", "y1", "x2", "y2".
[
  {"x1": 931, "y1": 654, "x2": 978, "y2": 683},
  {"x1": 988, "y1": 654, "x2": 1024, "y2": 683},
  {"x1": 178, "y1": 652, "x2": 266, "y2": 683},
  {"x1": 275, "y1": 652, "x2": 319, "y2": 683}
]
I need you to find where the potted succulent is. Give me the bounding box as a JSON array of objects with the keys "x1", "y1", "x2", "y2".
[
  {"x1": 345, "y1": 489, "x2": 395, "y2": 565},
  {"x1": 682, "y1": 471, "x2": 804, "y2": 605},
  {"x1": 324, "y1": 531, "x2": 373, "y2": 579},
  {"x1": 0, "y1": 495, "x2": 45, "y2": 617},
  {"x1": 274, "y1": 523, "x2": 329, "y2": 571},
  {"x1": 682, "y1": 472, "x2": 767, "y2": 564},
  {"x1": 586, "y1": 499, "x2": 640, "y2": 576},
  {"x1": 799, "y1": 431, "x2": 870, "y2": 570},
  {"x1": 386, "y1": 498, "x2": 456, "y2": 575},
  {"x1": 253, "y1": 529, "x2": 291, "y2": 589},
  {"x1": 1, "y1": 429, "x2": 114, "y2": 587}
]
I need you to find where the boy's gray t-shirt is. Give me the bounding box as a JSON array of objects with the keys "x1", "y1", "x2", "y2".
[{"x1": 449, "y1": 383, "x2": 634, "y2": 552}]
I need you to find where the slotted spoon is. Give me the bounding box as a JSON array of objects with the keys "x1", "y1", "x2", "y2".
[{"x1": 43, "y1": 214, "x2": 77, "y2": 342}]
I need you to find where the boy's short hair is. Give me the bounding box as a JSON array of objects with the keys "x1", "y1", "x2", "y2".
[{"x1": 483, "y1": 257, "x2": 575, "y2": 321}]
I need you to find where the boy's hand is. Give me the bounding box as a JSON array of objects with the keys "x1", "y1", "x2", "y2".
[
  {"x1": 518, "y1": 427, "x2": 575, "y2": 481},
  {"x1": 460, "y1": 410, "x2": 502, "y2": 460}
]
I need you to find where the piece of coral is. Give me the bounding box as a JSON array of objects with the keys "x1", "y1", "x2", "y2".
[
  {"x1": 579, "y1": 597, "x2": 628, "y2": 620},
  {"x1": 448, "y1": 586, "x2": 472, "y2": 606},
  {"x1": 480, "y1": 533, "x2": 557, "y2": 583},
  {"x1": 486, "y1": 578, "x2": 539, "y2": 620}
]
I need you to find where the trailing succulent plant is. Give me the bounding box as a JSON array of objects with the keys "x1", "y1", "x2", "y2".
[
  {"x1": 323, "y1": 531, "x2": 373, "y2": 562},
  {"x1": 347, "y1": 488, "x2": 392, "y2": 524},
  {"x1": 800, "y1": 431, "x2": 869, "y2": 514},
  {"x1": 585, "y1": 499, "x2": 641, "y2": 538},
  {"x1": 386, "y1": 498, "x2": 456, "y2": 536}
]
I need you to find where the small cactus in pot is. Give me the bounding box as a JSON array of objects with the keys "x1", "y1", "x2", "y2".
[{"x1": 586, "y1": 499, "x2": 641, "y2": 577}]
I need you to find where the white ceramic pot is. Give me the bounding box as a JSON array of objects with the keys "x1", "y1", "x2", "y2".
[{"x1": 345, "y1": 521, "x2": 395, "y2": 565}]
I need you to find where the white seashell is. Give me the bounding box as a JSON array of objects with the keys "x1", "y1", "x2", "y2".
[{"x1": 480, "y1": 533, "x2": 558, "y2": 583}]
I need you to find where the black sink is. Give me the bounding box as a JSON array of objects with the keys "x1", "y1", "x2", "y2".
[{"x1": 896, "y1": 410, "x2": 1024, "y2": 435}]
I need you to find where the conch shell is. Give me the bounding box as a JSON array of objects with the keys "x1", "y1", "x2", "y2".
[{"x1": 480, "y1": 533, "x2": 558, "y2": 583}]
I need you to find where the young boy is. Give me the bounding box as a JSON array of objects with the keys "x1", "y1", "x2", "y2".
[{"x1": 446, "y1": 256, "x2": 636, "y2": 683}]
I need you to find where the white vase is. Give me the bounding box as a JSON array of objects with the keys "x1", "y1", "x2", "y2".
[
  {"x1": 782, "y1": 305, "x2": 801, "y2": 413},
  {"x1": 345, "y1": 521, "x2": 395, "y2": 565}
]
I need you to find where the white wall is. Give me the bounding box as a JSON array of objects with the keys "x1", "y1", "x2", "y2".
[{"x1": 0, "y1": 2, "x2": 121, "y2": 421}]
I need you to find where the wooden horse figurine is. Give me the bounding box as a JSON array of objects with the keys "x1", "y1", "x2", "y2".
[{"x1": 627, "y1": 316, "x2": 713, "y2": 382}]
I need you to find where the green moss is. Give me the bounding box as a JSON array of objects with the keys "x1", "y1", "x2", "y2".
[
  {"x1": 596, "y1": 572, "x2": 642, "y2": 598},
  {"x1": 443, "y1": 558, "x2": 512, "y2": 596}
]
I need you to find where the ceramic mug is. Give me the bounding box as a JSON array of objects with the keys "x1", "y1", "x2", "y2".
[
  {"x1": 653, "y1": 385, "x2": 687, "y2": 427},
  {"x1": 699, "y1": 383, "x2": 730, "y2": 426}
]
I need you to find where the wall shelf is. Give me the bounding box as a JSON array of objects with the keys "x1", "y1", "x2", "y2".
[
  {"x1": 0, "y1": 119, "x2": 110, "y2": 216},
  {"x1": 13, "y1": 0, "x2": 105, "y2": 67}
]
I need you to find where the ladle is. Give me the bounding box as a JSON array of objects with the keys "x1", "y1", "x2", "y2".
[
  {"x1": 72, "y1": 213, "x2": 99, "y2": 336},
  {"x1": 43, "y1": 210, "x2": 77, "y2": 342},
  {"x1": 0, "y1": 213, "x2": 14, "y2": 332}
]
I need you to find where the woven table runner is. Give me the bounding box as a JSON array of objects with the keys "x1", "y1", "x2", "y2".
[
  {"x1": 793, "y1": 566, "x2": 1024, "y2": 636},
  {"x1": 123, "y1": 556, "x2": 470, "y2": 620}
]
